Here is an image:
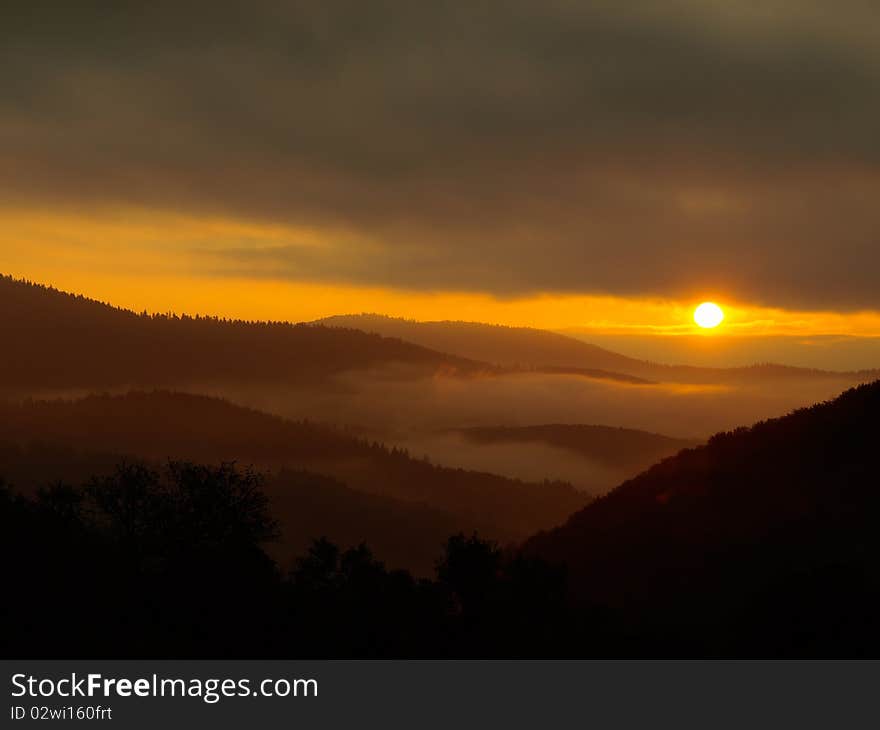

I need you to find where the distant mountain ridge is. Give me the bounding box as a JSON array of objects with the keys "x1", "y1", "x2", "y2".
[
  {"x1": 0, "y1": 276, "x2": 491, "y2": 392},
  {"x1": 318, "y1": 313, "x2": 650, "y2": 372},
  {"x1": 458, "y1": 424, "x2": 698, "y2": 470},
  {"x1": 317, "y1": 314, "x2": 879, "y2": 385}
]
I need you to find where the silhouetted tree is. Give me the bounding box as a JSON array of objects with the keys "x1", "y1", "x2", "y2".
[{"x1": 437, "y1": 533, "x2": 502, "y2": 617}]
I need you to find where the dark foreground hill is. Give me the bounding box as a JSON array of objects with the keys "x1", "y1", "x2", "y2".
[
  {"x1": 319, "y1": 314, "x2": 878, "y2": 385},
  {"x1": 0, "y1": 276, "x2": 488, "y2": 392},
  {"x1": 524, "y1": 380, "x2": 880, "y2": 655},
  {"x1": 1, "y1": 461, "x2": 572, "y2": 657},
  {"x1": 6, "y1": 385, "x2": 880, "y2": 657},
  {"x1": 0, "y1": 391, "x2": 586, "y2": 571}
]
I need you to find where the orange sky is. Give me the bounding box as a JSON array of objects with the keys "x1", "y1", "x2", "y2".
[
  {"x1": 5, "y1": 1, "x2": 880, "y2": 349},
  {"x1": 3, "y1": 206, "x2": 880, "y2": 344}
]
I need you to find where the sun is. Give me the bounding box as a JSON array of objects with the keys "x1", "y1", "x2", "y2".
[{"x1": 694, "y1": 301, "x2": 724, "y2": 329}]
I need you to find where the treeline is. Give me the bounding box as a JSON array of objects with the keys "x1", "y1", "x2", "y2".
[
  {"x1": 5, "y1": 431, "x2": 880, "y2": 657},
  {"x1": 0, "y1": 461, "x2": 575, "y2": 658},
  {"x1": 0, "y1": 392, "x2": 587, "y2": 568},
  {"x1": 0, "y1": 275, "x2": 484, "y2": 391}
]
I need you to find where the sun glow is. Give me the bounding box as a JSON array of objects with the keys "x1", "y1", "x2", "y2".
[
  {"x1": 6, "y1": 207, "x2": 880, "y2": 344},
  {"x1": 694, "y1": 302, "x2": 724, "y2": 329}
]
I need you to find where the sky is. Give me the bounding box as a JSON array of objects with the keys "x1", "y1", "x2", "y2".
[{"x1": 2, "y1": 2, "x2": 880, "y2": 366}]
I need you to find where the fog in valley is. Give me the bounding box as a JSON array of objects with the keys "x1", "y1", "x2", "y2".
[{"x1": 195, "y1": 368, "x2": 859, "y2": 492}]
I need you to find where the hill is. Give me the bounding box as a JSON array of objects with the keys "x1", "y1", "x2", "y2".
[
  {"x1": 318, "y1": 314, "x2": 878, "y2": 385},
  {"x1": 0, "y1": 391, "x2": 587, "y2": 569},
  {"x1": 0, "y1": 438, "x2": 458, "y2": 575},
  {"x1": 318, "y1": 313, "x2": 649, "y2": 374},
  {"x1": 523, "y1": 380, "x2": 880, "y2": 655},
  {"x1": 0, "y1": 276, "x2": 489, "y2": 393},
  {"x1": 458, "y1": 424, "x2": 697, "y2": 471}
]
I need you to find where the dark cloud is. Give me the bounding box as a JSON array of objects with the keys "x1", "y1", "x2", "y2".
[{"x1": 2, "y1": 1, "x2": 879, "y2": 308}]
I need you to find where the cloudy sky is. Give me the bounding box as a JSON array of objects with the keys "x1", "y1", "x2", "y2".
[{"x1": 2, "y1": 1, "x2": 880, "y2": 353}]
